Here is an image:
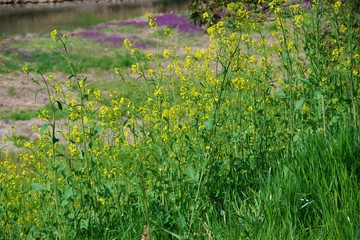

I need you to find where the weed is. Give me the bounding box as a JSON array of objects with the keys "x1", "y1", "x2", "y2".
[
  {"x1": 6, "y1": 87, "x2": 16, "y2": 96},
  {"x1": 0, "y1": 1, "x2": 359, "y2": 239}
]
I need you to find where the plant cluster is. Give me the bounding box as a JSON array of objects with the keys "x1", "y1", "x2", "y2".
[
  {"x1": 188, "y1": 0, "x2": 273, "y2": 27},
  {"x1": 0, "y1": 13, "x2": 202, "y2": 75},
  {"x1": 0, "y1": 0, "x2": 359, "y2": 238}
]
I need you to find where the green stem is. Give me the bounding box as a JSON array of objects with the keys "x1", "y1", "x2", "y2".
[{"x1": 40, "y1": 72, "x2": 62, "y2": 238}]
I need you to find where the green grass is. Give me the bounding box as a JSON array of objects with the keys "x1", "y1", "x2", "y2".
[
  {"x1": 0, "y1": 109, "x2": 39, "y2": 121},
  {"x1": 249, "y1": 127, "x2": 360, "y2": 238},
  {"x1": 0, "y1": 60, "x2": 20, "y2": 73},
  {"x1": 0, "y1": 3, "x2": 359, "y2": 239},
  {"x1": 0, "y1": 49, "x2": 133, "y2": 74},
  {"x1": 0, "y1": 103, "x2": 65, "y2": 121},
  {"x1": 0, "y1": 37, "x2": 133, "y2": 74},
  {"x1": 88, "y1": 78, "x2": 148, "y2": 104},
  {"x1": 100, "y1": 24, "x2": 145, "y2": 35},
  {"x1": 0, "y1": 51, "x2": 21, "y2": 73},
  {"x1": 159, "y1": 127, "x2": 359, "y2": 239}
]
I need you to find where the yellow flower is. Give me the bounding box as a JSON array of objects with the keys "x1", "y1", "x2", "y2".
[
  {"x1": 202, "y1": 12, "x2": 209, "y2": 19},
  {"x1": 207, "y1": 26, "x2": 216, "y2": 39},
  {"x1": 339, "y1": 24, "x2": 347, "y2": 34},
  {"x1": 145, "y1": 53, "x2": 152, "y2": 60},
  {"x1": 123, "y1": 38, "x2": 132, "y2": 48},
  {"x1": 274, "y1": 7, "x2": 282, "y2": 14},
  {"x1": 94, "y1": 90, "x2": 103, "y2": 101},
  {"x1": 68, "y1": 144, "x2": 77, "y2": 156},
  {"x1": 334, "y1": 0, "x2": 341, "y2": 13},
  {"x1": 332, "y1": 48, "x2": 340, "y2": 60},
  {"x1": 154, "y1": 86, "x2": 163, "y2": 98},
  {"x1": 145, "y1": 12, "x2": 157, "y2": 29},
  {"x1": 331, "y1": 98, "x2": 338, "y2": 104},
  {"x1": 98, "y1": 197, "x2": 105, "y2": 205},
  {"x1": 51, "y1": 29, "x2": 58, "y2": 40},
  {"x1": 232, "y1": 77, "x2": 246, "y2": 90},
  {"x1": 131, "y1": 63, "x2": 139, "y2": 74},
  {"x1": 248, "y1": 55, "x2": 256, "y2": 64},
  {"x1": 289, "y1": 3, "x2": 301, "y2": 12},
  {"x1": 163, "y1": 49, "x2": 171, "y2": 59},
  {"x1": 302, "y1": 104, "x2": 309, "y2": 112},
  {"x1": 78, "y1": 79, "x2": 85, "y2": 89},
  {"x1": 145, "y1": 12, "x2": 152, "y2": 21},
  {"x1": 99, "y1": 106, "x2": 109, "y2": 119},
  {"x1": 161, "y1": 133, "x2": 168, "y2": 142},
  {"x1": 147, "y1": 68, "x2": 155, "y2": 76},
  {"x1": 294, "y1": 14, "x2": 304, "y2": 27},
  {"x1": 163, "y1": 27, "x2": 170, "y2": 36},
  {"x1": 22, "y1": 64, "x2": 29, "y2": 74}
]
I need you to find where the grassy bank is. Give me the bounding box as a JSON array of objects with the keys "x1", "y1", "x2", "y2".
[
  {"x1": 0, "y1": 1, "x2": 359, "y2": 239},
  {"x1": 0, "y1": 13, "x2": 205, "y2": 122}
]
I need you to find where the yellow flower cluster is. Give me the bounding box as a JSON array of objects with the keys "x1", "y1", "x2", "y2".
[
  {"x1": 2, "y1": 4, "x2": 359, "y2": 237},
  {"x1": 145, "y1": 12, "x2": 157, "y2": 29}
]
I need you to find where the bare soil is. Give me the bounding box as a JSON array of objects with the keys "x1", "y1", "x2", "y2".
[
  {"x1": 0, "y1": 72, "x2": 47, "y2": 149},
  {"x1": 0, "y1": 72, "x2": 48, "y2": 109}
]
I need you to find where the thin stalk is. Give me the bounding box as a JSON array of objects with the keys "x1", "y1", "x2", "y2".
[
  {"x1": 278, "y1": 14, "x2": 295, "y2": 155},
  {"x1": 57, "y1": 35, "x2": 96, "y2": 235},
  {"x1": 346, "y1": 3, "x2": 357, "y2": 129},
  {"x1": 39, "y1": 72, "x2": 62, "y2": 238}
]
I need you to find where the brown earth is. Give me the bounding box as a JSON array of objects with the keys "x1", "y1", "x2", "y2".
[
  {"x1": 0, "y1": 72, "x2": 48, "y2": 109},
  {"x1": 0, "y1": 72, "x2": 48, "y2": 150}
]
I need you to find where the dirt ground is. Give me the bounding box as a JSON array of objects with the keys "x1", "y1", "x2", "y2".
[
  {"x1": 0, "y1": 72, "x2": 48, "y2": 150},
  {"x1": 0, "y1": 72, "x2": 48, "y2": 109}
]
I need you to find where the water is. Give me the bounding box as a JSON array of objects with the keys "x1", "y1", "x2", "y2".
[{"x1": 0, "y1": 1, "x2": 189, "y2": 38}]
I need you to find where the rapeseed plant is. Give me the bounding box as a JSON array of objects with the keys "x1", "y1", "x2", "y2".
[{"x1": 0, "y1": 1, "x2": 358, "y2": 238}]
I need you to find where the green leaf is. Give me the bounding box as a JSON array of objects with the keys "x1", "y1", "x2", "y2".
[
  {"x1": 61, "y1": 200, "x2": 69, "y2": 207},
  {"x1": 204, "y1": 120, "x2": 212, "y2": 130},
  {"x1": 53, "y1": 160, "x2": 61, "y2": 170},
  {"x1": 56, "y1": 100, "x2": 63, "y2": 110},
  {"x1": 29, "y1": 226, "x2": 38, "y2": 232},
  {"x1": 293, "y1": 134, "x2": 300, "y2": 143},
  {"x1": 275, "y1": 91, "x2": 286, "y2": 99},
  {"x1": 329, "y1": 116, "x2": 339, "y2": 126},
  {"x1": 185, "y1": 167, "x2": 199, "y2": 181},
  {"x1": 177, "y1": 214, "x2": 186, "y2": 228},
  {"x1": 283, "y1": 52, "x2": 289, "y2": 61},
  {"x1": 63, "y1": 187, "x2": 73, "y2": 201},
  {"x1": 32, "y1": 182, "x2": 49, "y2": 192},
  {"x1": 295, "y1": 98, "x2": 304, "y2": 111},
  {"x1": 39, "y1": 124, "x2": 48, "y2": 136},
  {"x1": 80, "y1": 218, "x2": 89, "y2": 230},
  {"x1": 297, "y1": 78, "x2": 309, "y2": 84},
  {"x1": 314, "y1": 90, "x2": 322, "y2": 100},
  {"x1": 52, "y1": 136, "x2": 59, "y2": 144},
  {"x1": 162, "y1": 228, "x2": 182, "y2": 239}
]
